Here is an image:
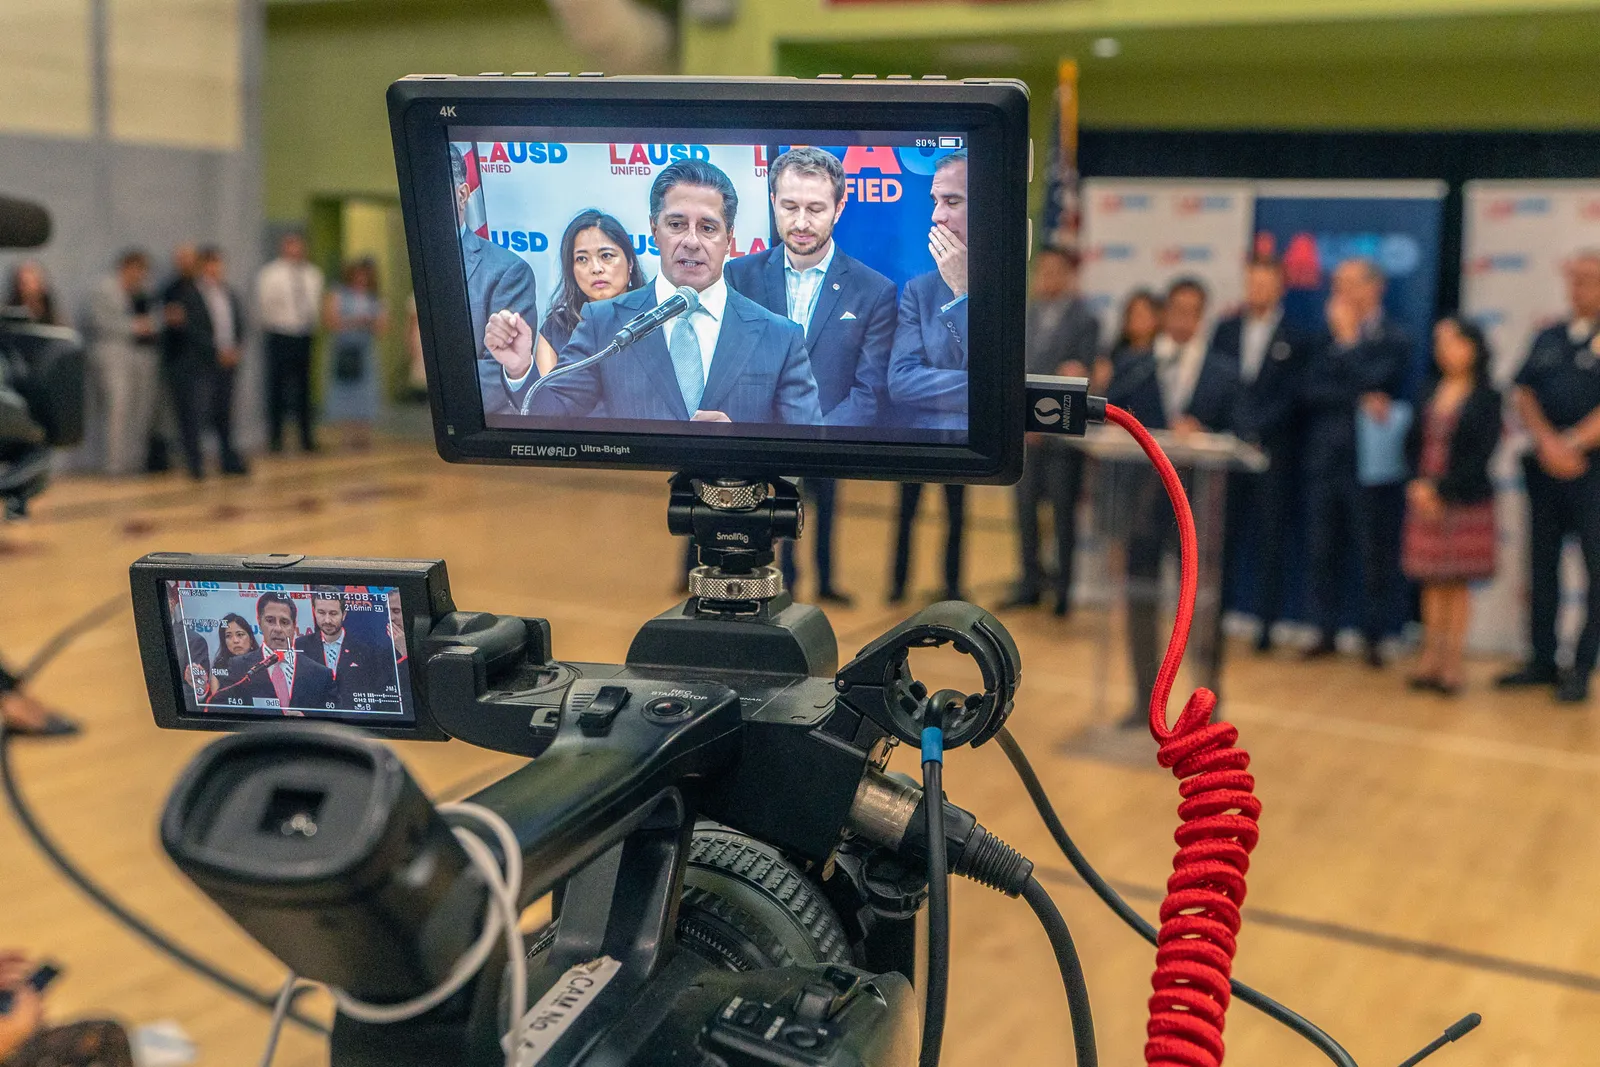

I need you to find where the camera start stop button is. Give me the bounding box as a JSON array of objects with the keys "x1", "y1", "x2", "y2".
[{"x1": 644, "y1": 697, "x2": 691, "y2": 722}]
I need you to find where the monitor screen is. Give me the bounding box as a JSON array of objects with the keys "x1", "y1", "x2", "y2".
[
  {"x1": 447, "y1": 126, "x2": 972, "y2": 444},
  {"x1": 163, "y1": 580, "x2": 415, "y2": 723}
]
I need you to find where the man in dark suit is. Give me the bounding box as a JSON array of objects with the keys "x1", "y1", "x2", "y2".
[
  {"x1": 1002, "y1": 246, "x2": 1101, "y2": 616},
  {"x1": 522, "y1": 159, "x2": 821, "y2": 426},
  {"x1": 1300, "y1": 258, "x2": 1411, "y2": 665},
  {"x1": 215, "y1": 593, "x2": 336, "y2": 714},
  {"x1": 725, "y1": 147, "x2": 898, "y2": 605},
  {"x1": 889, "y1": 151, "x2": 970, "y2": 602},
  {"x1": 1197, "y1": 256, "x2": 1309, "y2": 652},
  {"x1": 164, "y1": 246, "x2": 247, "y2": 479},
  {"x1": 295, "y1": 589, "x2": 388, "y2": 711},
  {"x1": 450, "y1": 145, "x2": 540, "y2": 418}
]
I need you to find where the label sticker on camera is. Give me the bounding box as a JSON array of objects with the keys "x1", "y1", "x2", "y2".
[{"x1": 511, "y1": 955, "x2": 622, "y2": 1064}]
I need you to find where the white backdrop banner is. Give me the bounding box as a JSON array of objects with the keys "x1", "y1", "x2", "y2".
[
  {"x1": 457, "y1": 139, "x2": 774, "y2": 303},
  {"x1": 1461, "y1": 180, "x2": 1600, "y2": 654},
  {"x1": 1080, "y1": 179, "x2": 1255, "y2": 345}
]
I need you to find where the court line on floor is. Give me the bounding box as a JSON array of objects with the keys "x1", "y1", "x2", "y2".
[
  {"x1": 1223, "y1": 700, "x2": 1600, "y2": 775},
  {"x1": 1039, "y1": 865, "x2": 1600, "y2": 994}
]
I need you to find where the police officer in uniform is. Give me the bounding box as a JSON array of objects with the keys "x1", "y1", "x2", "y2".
[{"x1": 1499, "y1": 251, "x2": 1600, "y2": 703}]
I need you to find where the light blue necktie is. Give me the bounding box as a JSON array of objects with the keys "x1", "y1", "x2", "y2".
[{"x1": 668, "y1": 302, "x2": 704, "y2": 415}]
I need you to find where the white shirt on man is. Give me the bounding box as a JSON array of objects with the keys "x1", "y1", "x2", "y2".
[
  {"x1": 256, "y1": 257, "x2": 324, "y2": 336},
  {"x1": 655, "y1": 272, "x2": 727, "y2": 383},
  {"x1": 199, "y1": 281, "x2": 236, "y2": 350},
  {"x1": 782, "y1": 241, "x2": 835, "y2": 334},
  {"x1": 1240, "y1": 308, "x2": 1282, "y2": 385},
  {"x1": 1154, "y1": 332, "x2": 1207, "y2": 426}
]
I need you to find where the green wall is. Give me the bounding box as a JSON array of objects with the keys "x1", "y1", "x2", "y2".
[{"x1": 264, "y1": 0, "x2": 593, "y2": 222}]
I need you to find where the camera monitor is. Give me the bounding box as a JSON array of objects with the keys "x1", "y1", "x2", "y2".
[
  {"x1": 389, "y1": 75, "x2": 1031, "y2": 483},
  {"x1": 132, "y1": 554, "x2": 453, "y2": 739}
]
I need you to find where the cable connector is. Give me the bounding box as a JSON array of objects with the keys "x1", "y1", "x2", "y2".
[{"x1": 1024, "y1": 374, "x2": 1095, "y2": 436}]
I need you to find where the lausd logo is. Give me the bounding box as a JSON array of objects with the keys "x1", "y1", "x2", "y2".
[
  {"x1": 478, "y1": 142, "x2": 568, "y2": 174},
  {"x1": 1467, "y1": 253, "x2": 1529, "y2": 275},
  {"x1": 627, "y1": 233, "x2": 767, "y2": 259},
  {"x1": 491, "y1": 229, "x2": 550, "y2": 254},
  {"x1": 1485, "y1": 196, "x2": 1552, "y2": 221},
  {"x1": 1085, "y1": 244, "x2": 1134, "y2": 263},
  {"x1": 1175, "y1": 194, "x2": 1233, "y2": 216},
  {"x1": 608, "y1": 143, "x2": 711, "y2": 177},
  {"x1": 1157, "y1": 245, "x2": 1213, "y2": 266},
  {"x1": 840, "y1": 146, "x2": 904, "y2": 204},
  {"x1": 1098, "y1": 193, "x2": 1153, "y2": 214}
]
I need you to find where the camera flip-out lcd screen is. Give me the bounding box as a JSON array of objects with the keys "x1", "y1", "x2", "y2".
[
  {"x1": 452, "y1": 128, "x2": 972, "y2": 443},
  {"x1": 164, "y1": 580, "x2": 415, "y2": 723}
]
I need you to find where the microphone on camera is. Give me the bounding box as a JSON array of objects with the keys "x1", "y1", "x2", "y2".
[
  {"x1": 0, "y1": 197, "x2": 52, "y2": 249},
  {"x1": 518, "y1": 285, "x2": 701, "y2": 416}
]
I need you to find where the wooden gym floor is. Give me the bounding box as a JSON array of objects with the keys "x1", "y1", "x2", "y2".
[{"x1": 2, "y1": 438, "x2": 1597, "y2": 1066}]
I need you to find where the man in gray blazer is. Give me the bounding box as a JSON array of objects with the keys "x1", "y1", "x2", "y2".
[
  {"x1": 89, "y1": 249, "x2": 159, "y2": 475},
  {"x1": 451, "y1": 145, "x2": 539, "y2": 417}
]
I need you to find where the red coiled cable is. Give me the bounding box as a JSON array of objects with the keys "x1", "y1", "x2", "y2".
[{"x1": 1104, "y1": 404, "x2": 1264, "y2": 1067}]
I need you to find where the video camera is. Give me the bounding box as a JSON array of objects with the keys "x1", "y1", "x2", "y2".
[
  {"x1": 0, "y1": 196, "x2": 85, "y2": 518},
  {"x1": 127, "y1": 74, "x2": 1473, "y2": 1067}
]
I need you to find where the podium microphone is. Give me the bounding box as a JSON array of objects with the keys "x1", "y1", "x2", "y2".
[
  {"x1": 215, "y1": 648, "x2": 284, "y2": 698},
  {"x1": 520, "y1": 285, "x2": 699, "y2": 415}
]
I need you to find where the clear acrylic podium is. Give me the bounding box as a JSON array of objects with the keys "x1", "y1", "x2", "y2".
[{"x1": 1066, "y1": 427, "x2": 1268, "y2": 762}]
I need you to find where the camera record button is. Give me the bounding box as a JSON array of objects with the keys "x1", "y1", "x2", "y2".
[{"x1": 643, "y1": 697, "x2": 691, "y2": 723}]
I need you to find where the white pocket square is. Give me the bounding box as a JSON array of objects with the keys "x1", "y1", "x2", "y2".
[{"x1": 840, "y1": 310, "x2": 857, "y2": 320}]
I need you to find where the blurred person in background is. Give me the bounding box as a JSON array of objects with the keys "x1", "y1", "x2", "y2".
[
  {"x1": 404, "y1": 293, "x2": 427, "y2": 401},
  {"x1": 0, "y1": 951, "x2": 133, "y2": 1067},
  {"x1": 1403, "y1": 317, "x2": 1501, "y2": 696},
  {"x1": 256, "y1": 232, "x2": 324, "y2": 454},
  {"x1": 1499, "y1": 251, "x2": 1600, "y2": 703},
  {"x1": 1203, "y1": 255, "x2": 1310, "y2": 652},
  {"x1": 88, "y1": 250, "x2": 160, "y2": 476},
  {"x1": 4, "y1": 262, "x2": 58, "y2": 325},
  {"x1": 727, "y1": 148, "x2": 899, "y2": 605},
  {"x1": 322, "y1": 257, "x2": 387, "y2": 449},
  {"x1": 528, "y1": 209, "x2": 647, "y2": 376},
  {"x1": 1092, "y1": 288, "x2": 1162, "y2": 394},
  {"x1": 1003, "y1": 245, "x2": 1099, "y2": 615},
  {"x1": 1104, "y1": 278, "x2": 1213, "y2": 723},
  {"x1": 1301, "y1": 258, "x2": 1411, "y2": 667},
  {"x1": 167, "y1": 246, "x2": 247, "y2": 479},
  {"x1": 453, "y1": 145, "x2": 539, "y2": 416}
]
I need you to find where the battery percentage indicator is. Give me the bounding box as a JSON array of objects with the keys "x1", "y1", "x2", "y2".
[{"x1": 938, "y1": 136, "x2": 963, "y2": 149}]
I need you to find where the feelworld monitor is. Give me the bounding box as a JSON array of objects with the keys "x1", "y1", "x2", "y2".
[{"x1": 389, "y1": 76, "x2": 1031, "y2": 483}]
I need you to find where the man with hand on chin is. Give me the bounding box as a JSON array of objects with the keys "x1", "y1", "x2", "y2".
[
  {"x1": 887, "y1": 150, "x2": 970, "y2": 603},
  {"x1": 524, "y1": 159, "x2": 821, "y2": 425}
]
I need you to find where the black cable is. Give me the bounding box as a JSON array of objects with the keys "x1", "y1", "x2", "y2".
[
  {"x1": 1395, "y1": 1014, "x2": 1482, "y2": 1067},
  {"x1": 0, "y1": 719, "x2": 330, "y2": 1036},
  {"x1": 1020, "y1": 875, "x2": 1097, "y2": 1067},
  {"x1": 995, "y1": 727, "x2": 1358, "y2": 1067},
  {"x1": 920, "y1": 736, "x2": 949, "y2": 1067}
]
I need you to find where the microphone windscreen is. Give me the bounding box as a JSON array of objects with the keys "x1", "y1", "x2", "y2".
[
  {"x1": 0, "y1": 197, "x2": 51, "y2": 249},
  {"x1": 674, "y1": 285, "x2": 700, "y2": 313}
]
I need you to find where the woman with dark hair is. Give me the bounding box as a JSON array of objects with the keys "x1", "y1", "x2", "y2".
[
  {"x1": 1403, "y1": 316, "x2": 1503, "y2": 695},
  {"x1": 1091, "y1": 288, "x2": 1162, "y2": 395},
  {"x1": 208, "y1": 612, "x2": 260, "y2": 691},
  {"x1": 531, "y1": 209, "x2": 646, "y2": 377},
  {"x1": 5, "y1": 261, "x2": 59, "y2": 325}
]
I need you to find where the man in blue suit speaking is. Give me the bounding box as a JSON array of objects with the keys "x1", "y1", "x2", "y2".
[
  {"x1": 451, "y1": 145, "x2": 539, "y2": 417},
  {"x1": 518, "y1": 160, "x2": 822, "y2": 426}
]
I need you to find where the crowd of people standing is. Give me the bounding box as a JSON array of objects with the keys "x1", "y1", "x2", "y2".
[{"x1": 5, "y1": 233, "x2": 392, "y2": 481}]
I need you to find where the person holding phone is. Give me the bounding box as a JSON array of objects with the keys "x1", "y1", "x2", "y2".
[{"x1": 0, "y1": 952, "x2": 134, "y2": 1067}]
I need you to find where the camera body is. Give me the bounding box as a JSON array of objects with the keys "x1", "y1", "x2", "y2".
[
  {"x1": 135, "y1": 550, "x2": 1027, "y2": 1065},
  {"x1": 135, "y1": 73, "x2": 1041, "y2": 1067}
]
